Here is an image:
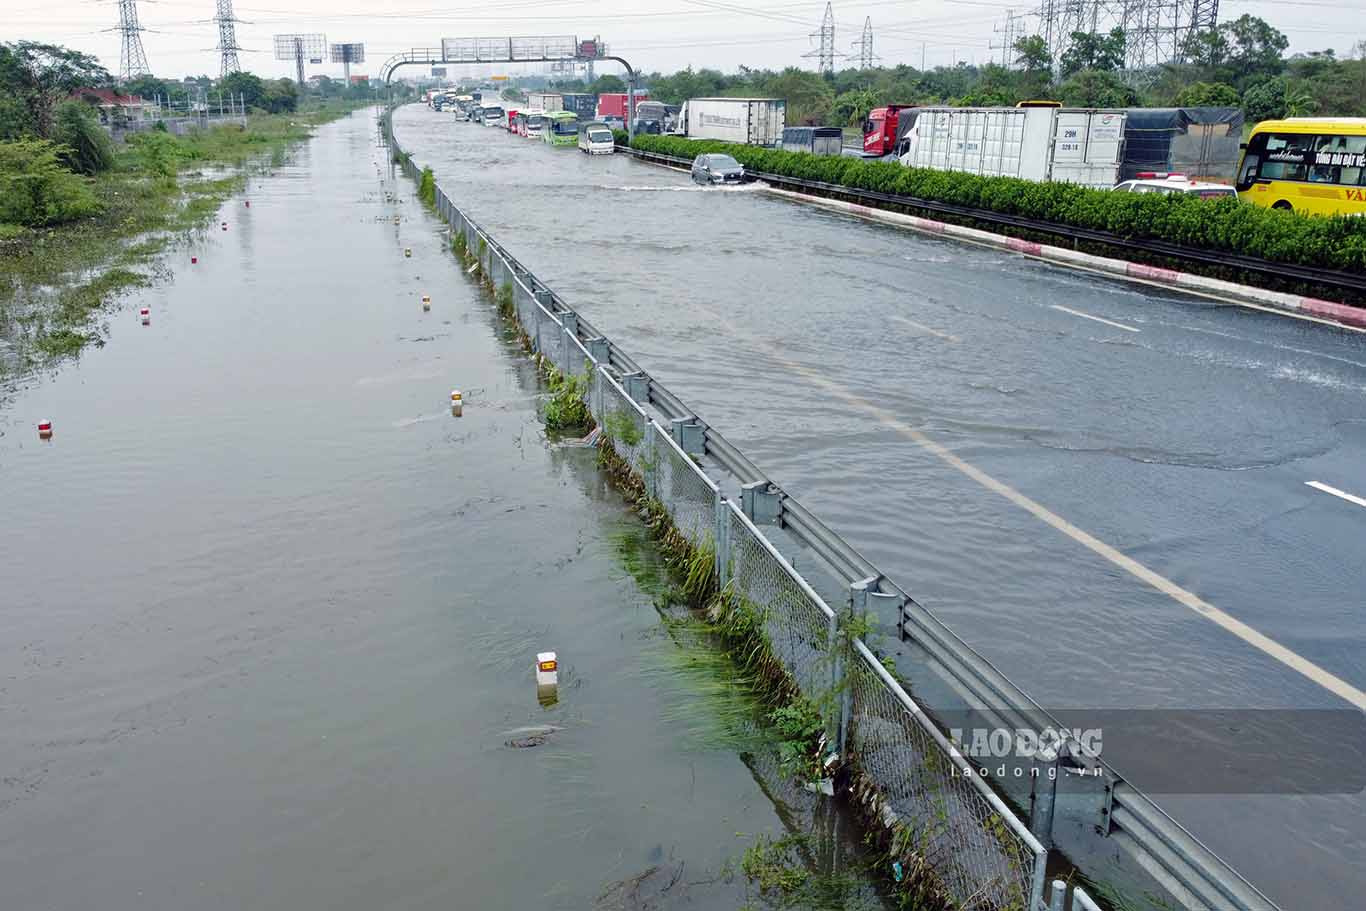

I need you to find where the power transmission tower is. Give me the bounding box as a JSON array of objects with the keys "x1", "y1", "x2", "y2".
[
  {"x1": 803, "y1": 2, "x2": 837, "y2": 75},
  {"x1": 215, "y1": 0, "x2": 244, "y2": 78},
  {"x1": 116, "y1": 0, "x2": 151, "y2": 81},
  {"x1": 851, "y1": 17, "x2": 877, "y2": 70},
  {"x1": 991, "y1": 11, "x2": 1024, "y2": 68},
  {"x1": 1035, "y1": 0, "x2": 1219, "y2": 74}
]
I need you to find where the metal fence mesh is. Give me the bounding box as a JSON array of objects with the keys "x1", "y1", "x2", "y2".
[
  {"x1": 594, "y1": 370, "x2": 653, "y2": 480},
  {"x1": 846, "y1": 652, "x2": 1037, "y2": 911},
  {"x1": 726, "y1": 505, "x2": 835, "y2": 698},
  {"x1": 653, "y1": 431, "x2": 718, "y2": 550}
]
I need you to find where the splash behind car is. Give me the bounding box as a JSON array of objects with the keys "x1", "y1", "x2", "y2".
[{"x1": 690, "y1": 153, "x2": 745, "y2": 185}]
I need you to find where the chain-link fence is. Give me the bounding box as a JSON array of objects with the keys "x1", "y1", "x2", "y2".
[
  {"x1": 595, "y1": 371, "x2": 654, "y2": 483},
  {"x1": 726, "y1": 502, "x2": 837, "y2": 700},
  {"x1": 847, "y1": 641, "x2": 1043, "y2": 911},
  {"x1": 651, "y1": 427, "x2": 719, "y2": 551}
]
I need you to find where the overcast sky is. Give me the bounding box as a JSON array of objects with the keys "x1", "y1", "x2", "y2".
[{"x1": 4, "y1": 0, "x2": 1359, "y2": 82}]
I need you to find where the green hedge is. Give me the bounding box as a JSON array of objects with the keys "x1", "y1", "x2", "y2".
[{"x1": 630, "y1": 135, "x2": 1366, "y2": 275}]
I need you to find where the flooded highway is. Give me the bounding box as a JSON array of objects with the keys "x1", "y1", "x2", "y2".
[
  {"x1": 394, "y1": 103, "x2": 1366, "y2": 909},
  {"x1": 0, "y1": 110, "x2": 884, "y2": 911}
]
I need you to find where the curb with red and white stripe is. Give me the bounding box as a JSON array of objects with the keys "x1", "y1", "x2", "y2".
[{"x1": 761, "y1": 186, "x2": 1366, "y2": 332}]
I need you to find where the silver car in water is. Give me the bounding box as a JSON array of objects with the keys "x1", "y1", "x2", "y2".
[{"x1": 690, "y1": 153, "x2": 745, "y2": 185}]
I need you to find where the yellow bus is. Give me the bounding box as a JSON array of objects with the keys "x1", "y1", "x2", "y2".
[{"x1": 1235, "y1": 117, "x2": 1366, "y2": 215}]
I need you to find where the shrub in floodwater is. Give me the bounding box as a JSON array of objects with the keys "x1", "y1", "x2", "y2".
[
  {"x1": 542, "y1": 366, "x2": 593, "y2": 434},
  {"x1": 418, "y1": 165, "x2": 435, "y2": 209},
  {"x1": 452, "y1": 229, "x2": 468, "y2": 262},
  {"x1": 0, "y1": 139, "x2": 102, "y2": 226},
  {"x1": 496, "y1": 281, "x2": 514, "y2": 318}
]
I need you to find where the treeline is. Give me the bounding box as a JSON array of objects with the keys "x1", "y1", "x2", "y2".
[{"x1": 634, "y1": 15, "x2": 1365, "y2": 127}]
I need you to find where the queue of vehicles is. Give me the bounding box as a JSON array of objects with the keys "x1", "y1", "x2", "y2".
[{"x1": 424, "y1": 88, "x2": 1366, "y2": 214}]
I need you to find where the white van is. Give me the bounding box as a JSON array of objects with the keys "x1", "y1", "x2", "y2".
[{"x1": 578, "y1": 121, "x2": 615, "y2": 155}]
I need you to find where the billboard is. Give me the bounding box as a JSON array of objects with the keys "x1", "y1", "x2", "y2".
[
  {"x1": 329, "y1": 43, "x2": 366, "y2": 64},
  {"x1": 273, "y1": 33, "x2": 326, "y2": 61}
]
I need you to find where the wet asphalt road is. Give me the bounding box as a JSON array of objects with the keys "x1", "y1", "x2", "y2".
[{"x1": 395, "y1": 103, "x2": 1366, "y2": 909}]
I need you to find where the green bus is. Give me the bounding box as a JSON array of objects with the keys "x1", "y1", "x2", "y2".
[{"x1": 542, "y1": 111, "x2": 579, "y2": 147}]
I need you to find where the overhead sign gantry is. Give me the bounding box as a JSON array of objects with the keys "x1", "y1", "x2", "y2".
[{"x1": 378, "y1": 36, "x2": 642, "y2": 137}]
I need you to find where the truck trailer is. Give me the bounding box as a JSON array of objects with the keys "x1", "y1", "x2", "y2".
[
  {"x1": 899, "y1": 106, "x2": 1127, "y2": 188},
  {"x1": 596, "y1": 91, "x2": 650, "y2": 122},
  {"x1": 678, "y1": 98, "x2": 786, "y2": 146},
  {"x1": 525, "y1": 92, "x2": 563, "y2": 113},
  {"x1": 559, "y1": 93, "x2": 599, "y2": 121}
]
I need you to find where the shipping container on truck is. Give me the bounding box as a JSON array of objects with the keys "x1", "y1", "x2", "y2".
[
  {"x1": 596, "y1": 91, "x2": 650, "y2": 122},
  {"x1": 781, "y1": 126, "x2": 844, "y2": 156},
  {"x1": 680, "y1": 98, "x2": 787, "y2": 146},
  {"x1": 900, "y1": 106, "x2": 1127, "y2": 188},
  {"x1": 863, "y1": 105, "x2": 916, "y2": 157},
  {"x1": 560, "y1": 93, "x2": 599, "y2": 121},
  {"x1": 525, "y1": 92, "x2": 564, "y2": 113}
]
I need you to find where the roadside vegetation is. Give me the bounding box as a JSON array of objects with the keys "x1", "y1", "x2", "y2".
[{"x1": 0, "y1": 40, "x2": 378, "y2": 375}]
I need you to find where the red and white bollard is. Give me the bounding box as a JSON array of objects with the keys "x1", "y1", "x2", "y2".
[
  {"x1": 140, "y1": 307, "x2": 150, "y2": 325},
  {"x1": 191, "y1": 256, "x2": 198, "y2": 264},
  {"x1": 37, "y1": 419, "x2": 53, "y2": 440},
  {"x1": 244, "y1": 200, "x2": 250, "y2": 208},
  {"x1": 221, "y1": 222, "x2": 228, "y2": 231},
  {"x1": 450, "y1": 389, "x2": 462, "y2": 417},
  {"x1": 421, "y1": 294, "x2": 431, "y2": 311}
]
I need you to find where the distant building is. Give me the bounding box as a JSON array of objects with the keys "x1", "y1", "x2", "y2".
[{"x1": 70, "y1": 88, "x2": 148, "y2": 123}]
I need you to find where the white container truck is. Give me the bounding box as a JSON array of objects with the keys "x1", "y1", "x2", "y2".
[
  {"x1": 899, "y1": 107, "x2": 1127, "y2": 188},
  {"x1": 525, "y1": 92, "x2": 564, "y2": 113},
  {"x1": 678, "y1": 98, "x2": 786, "y2": 146}
]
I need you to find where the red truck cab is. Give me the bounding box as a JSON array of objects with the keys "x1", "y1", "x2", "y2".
[{"x1": 863, "y1": 105, "x2": 914, "y2": 157}]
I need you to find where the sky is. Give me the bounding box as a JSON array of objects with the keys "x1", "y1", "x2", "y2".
[{"x1": 3, "y1": 0, "x2": 1360, "y2": 82}]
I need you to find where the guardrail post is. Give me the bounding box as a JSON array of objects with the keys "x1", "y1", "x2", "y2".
[
  {"x1": 741, "y1": 480, "x2": 782, "y2": 525},
  {"x1": 584, "y1": 336, "x2": 610, "y2": 365},
  {"x1": 670, "y1": 417, "x2": 704, "y2": 457},
  {"x1": 1030, "y1": 756, "x2": 1059, "y2": 850},
  {"x1": 622, "y1": 372, "x2": 649, "y2": 405},
  {"x1": 714, "y1": 492, "x2": 730, "y2": 589}
]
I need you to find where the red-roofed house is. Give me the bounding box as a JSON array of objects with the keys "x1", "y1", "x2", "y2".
[{"x1": 70, "y1": 88, "x2": 149, "y2": 123}]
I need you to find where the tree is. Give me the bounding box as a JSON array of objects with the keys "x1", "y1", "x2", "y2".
[
  {"x1": 1013, "y1": 35, "x2": 1051, "y2": 74},
  {"x1": 589, "y1": 74, "x2": 626, "y2": 93},
  {"x1": 260, "y1": 79, "x2": 298, "y2": 114},
  {"x1": 51, "y1": 100, "x2": 114, "y2": 174},
  {"x1": 832, "y1": 88, "x2": 878, "y2": 127},
  {"x1": 1222, "y1": 14, "x2": 1288, "y2": 84},
  {"x1": 1174, "y1": 82, "x2": 1241, "y2": 107},
  {"x1": 1060, "y1": 28, "x2": 1126, "y2": 78},
  {"x1": 123, "y1": 74, "x2": 173, "y2": 103},
  {"x1": 0, "y1": 41, "x2": 111, "y2": 139},
  {"x1": 1058, "y1": 69, "x2": 1138, "y2": 107},
  {"x1": 754, "y1": 67, "x2": 834, "y2": 124},
  {"x1": 218, "y1": 71, "x2": 266, "y2": 110},
  {"x1": 1241, "y1": 76, "x2": 1287, "y2": 121}
]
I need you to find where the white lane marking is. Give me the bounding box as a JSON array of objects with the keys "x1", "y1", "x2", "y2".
[
  {"x1": 890, "y1": 314, "x2": 960, "y2": 342},
  {"x1": 1307, "y1": 481, "x2": 1366, "y2": 510},
  {"x1": 1050, "y1": 304, "x2": 1140, "y2": 333},
  {"x1": 695, "y1": 303, "x2": 1366, "y2": 710}
]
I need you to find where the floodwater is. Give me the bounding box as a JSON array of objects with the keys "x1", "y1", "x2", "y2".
[
  {"x1": 394, "y1": 104, "x2": 1366, "y2": 909},
  {"x1": 0, "y1": 110, "x2": 884, "y2": 911}
]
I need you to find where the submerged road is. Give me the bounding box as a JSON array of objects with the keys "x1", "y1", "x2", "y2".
[
  {"x1": 0, "y1": 111, "x2": 881, "y2": 910},
  {"x1": 395, "y1": 104, "x2": 1366, "y2": 908}
]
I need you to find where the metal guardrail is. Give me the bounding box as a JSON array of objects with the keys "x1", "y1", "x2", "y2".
[
  {"x1": 384, "y1": 108, "x2": 1282, "y2": 911},
  {"x1": 623, "y1": 146, "x2": 1366, "y2": 301}
]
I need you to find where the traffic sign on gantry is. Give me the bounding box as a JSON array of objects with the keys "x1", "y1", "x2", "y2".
[{"x1": 440, "y1": 36, "x2": 580, "y2": 63}]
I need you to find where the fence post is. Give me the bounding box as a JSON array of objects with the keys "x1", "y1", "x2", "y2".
[
  {"x1": 1048, "y1": 879, "x2": 1066, "y2": 911},
  {"x1": 827, "y1": 608, "x2": 844, "y2": 754},
  {"x1": 642, "y1": 420, "x2": 658, "y2": 501},
  {"x1": 714, "y1": 493, "x2": 730, "y2": 590}
]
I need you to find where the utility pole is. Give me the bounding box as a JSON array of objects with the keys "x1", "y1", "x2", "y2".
[
  {"x1": 803, "y1": 2, "x2": 837, "y2": 75},
  {"x1": 851, "y1": 17, "x2": 876, "y2": 70},
  {"x1": 115, "y1": 0, "x2": 151, "y2": 81},
  {"x1": 215, "y1": 0, "x2": 244, "y2": 78}
]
